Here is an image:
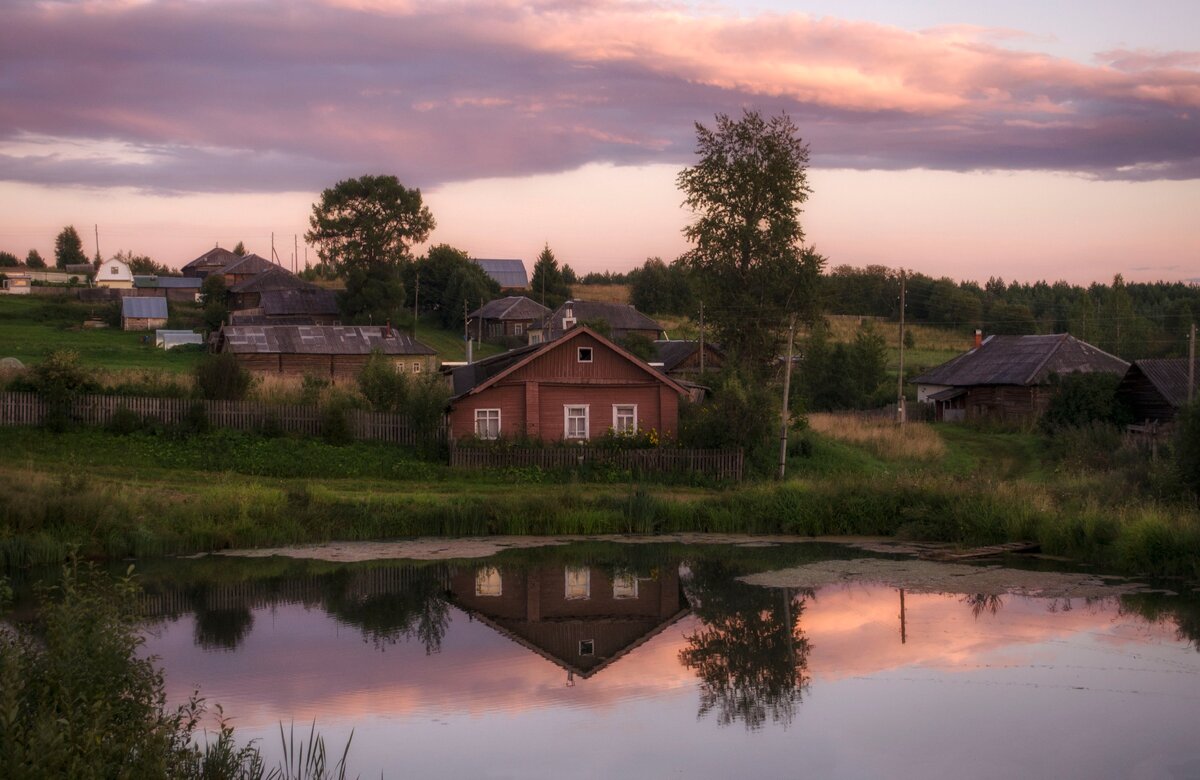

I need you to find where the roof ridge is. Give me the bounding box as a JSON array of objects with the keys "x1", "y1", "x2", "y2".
[{"x1": 1023, "y1": 332, "x2": 1069, "y2": 385}]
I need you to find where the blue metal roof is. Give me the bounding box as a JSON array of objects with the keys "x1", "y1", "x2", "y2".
[
  {"x1": 122, "y1": 296, "x2": 168, "y2": 319},
  {"x1": 474, "y1": 258, "x2": 528, "y2": 289}
]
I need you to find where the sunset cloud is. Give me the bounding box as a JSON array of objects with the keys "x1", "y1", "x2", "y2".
[{"x1": 0, "y1": 0, "x2": 1197, "y2": 194}]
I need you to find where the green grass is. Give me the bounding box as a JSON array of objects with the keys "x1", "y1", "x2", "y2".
[{"x1": 415, "y1": 319, "x2": 504, "y2": 362}]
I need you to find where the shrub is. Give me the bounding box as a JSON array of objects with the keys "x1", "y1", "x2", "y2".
[
  {"x1": 1176, "y1": 399, "x2": 1200, "y2": 497},
  {"x1": 177, "y1": 400, "x2": 210, "y2": 436},
  {"x1": 27, "y1": 350, "x2": 100, "y2": 432},
  {"x1": 106, "y1": 405, "x2": 144, "y2": 436},
  {"x1": 679, "y1": 367, "x2": 777, "y2": 474},
  {"x1": 193, "y1": 353, "x2": 252, "y2": 401},
  {"x1": 320, "y1": 393, "x2": 356, "y2": 446},
  {"x1": 357, "y1": 351, "x2": 407, "y2": 412},
  {"x1": 1041, "y1": 372, "x2": 1128, "y2": 432}
]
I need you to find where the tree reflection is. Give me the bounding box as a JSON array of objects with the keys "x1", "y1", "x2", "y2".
[
  {"x1": 193, "y1": 606, "x2": 254, "y2": 651},
  {"x1": 322, "y1": 571, "x2": 450, "y2": 654},
  {"x1": 961, "y1": 593, "x2": 1004, "y2": 619},
  {"x1": 679, "y1": 560, "x2": 811, "y2": 730}
]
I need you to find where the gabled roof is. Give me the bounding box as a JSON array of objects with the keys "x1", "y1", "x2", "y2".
[
  {"x1": 450, "y1": 326, "x2": 688, "y2": 400},
  {"x1": 182, "y1": 247, "x2": 240, "y2": 271},
  {"x1": 221, "y1": 253, "x2": 278, "y2": 277},
  {"x1": 474, "y1": 258, "x2": 528, "y2": 289},
  {"x1": 258, "y1": 289, "x2": 340, "y2": 317},
  {"x1": 651, "y1": 340, "x2": 722, "y2": 372},
  {"x1": 1125, "y1": 358, "x2": 1196, "y2": 409},
  {"x1": 539, "y1": 300, "x2": 663, "y2": 340},
  {"x1": 468, "y1": 296, "x2": 550, "y2": 321},
  {"x1": 121, "y1": 296, "x2": 168, "y2": 319},
  {"x1": 230, "y1": 267, "x2": 313, "y2": 294},
  {"x1": 217, "y1": 325, "x2": 435, "y2": 356},
  {"x1": 913, "y1": 333, "x2": 1129, "y2": 387}
]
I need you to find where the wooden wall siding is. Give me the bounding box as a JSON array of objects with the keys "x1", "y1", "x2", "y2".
[
  {"x1": 234, "y1": 353, "x2": 434, "y2": 379},
  {"x1": 449, "y1": 382, "x2": 674, "y2": 440},
  {"x1": 0, "y1": 392, "x2": 441, "y2": 445},
  {"x1": 1119, "y1": 374, "x2": 1177, "y2": 423},
  {"x1": 962, "y1": 385, "x2": 1049, "y2": 421},
  {"x1": 507, "y1": 333, "x2": 651, "y2": 385},
  {"x1": 448, "y1": 384, "x2": 527, "y2": 439},
  {"x1": 123, "y1": 316, "x2": 168, "y2": 332},
  {"x1": 450, "y1": 445, "x2": 743, "y2": 482}
]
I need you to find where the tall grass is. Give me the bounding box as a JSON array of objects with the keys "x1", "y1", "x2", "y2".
[{"x1": 808, "y1": 413, "x2": 946, "y2": 461}]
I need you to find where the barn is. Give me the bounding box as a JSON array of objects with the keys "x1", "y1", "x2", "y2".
[
  {"x1": 527, "y1": 300, "x2": 665, "y2": 345},
  {"x1": 447, "y1": 326, "x2": 687, "y2": 441},
  {"x1": 121, "y1": 296, "x2": 168, "y2": 331},
  {"x1": 1117, "y1": 358, "x2": 1197, "y2": 425},
  {"x1": 214, "y1": 324, "x2": 438, "y2": 379}
]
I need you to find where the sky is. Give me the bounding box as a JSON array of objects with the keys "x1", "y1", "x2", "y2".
[{"x1": 1, "y1": 0, "x2": 1198, "y2": 284}]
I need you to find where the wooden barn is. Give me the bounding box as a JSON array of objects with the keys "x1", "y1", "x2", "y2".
[
  {"x1": 650, "y1": 340, "x2": 723, "y2": 379},
  {"x1": 121, "y1": 296, "x2": 168, "y2": 331},
  {"x1": 227, "y1": 289, "x2": 341, "y2": 326},
  {"x1": 447, "y1": 562, "x2": 687, "y2": 681},
  {"x1": 527, "y1": 300, "x2": 665, "y2": 345},
  {"x1": 913, "y1": 333, "x2": 1129, "y2": 422},
  {"x1": 447, "y1": 326, "x2": 687, "y2": 441},
  {"x1": 132, "y1": 275, "x2": 203, "y2": 302},
  {"x1": 219, "y1": 253, "x2": 280, "y2": 287},
  {"x1": 1117, "y1": 358, "x2": 1197, "y2": 425},
  {"x1": 230, "y1": 268, "x2": 322, "y2": 310},
  {"x1": 181, "y1": 246, "x2": 242, "y2": 279},
  {"x1": 473, "y1": 258, "x2": 529, "y2": 292},
  {"x1": 466, "y1": 296, "x2": 549, "y2": 343},
  {"x1": 215, "y1": 325, "x2": 438, "y2": 379}
]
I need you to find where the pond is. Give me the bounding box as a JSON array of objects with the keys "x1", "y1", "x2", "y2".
[{"x1": 46, "y1": 541, "x2": 1200, "y2": 778}]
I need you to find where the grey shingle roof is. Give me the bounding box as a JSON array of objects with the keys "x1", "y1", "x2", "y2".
[
  {"x1": 221, "y1": 253, "x2": 278, "y2": 276},
  {"x1": 468, "y1": 296, "x2": 550, "y2": 321},
  {"x1": 230, "y1": 268, "x2": 314, "y2": 294},
  {"x1": 182, "y1": 247, "x2": 240, "y2": 271},
  {"x1": 474, "y1": 259, "x2": 528, "y2": 289},
  {"x1": 259, "y1": 289, "x2": 340, "y2": 317},
  {"x1": 121, "y1": 297, "x2": 168, "y2": 319},
  {"x1": 913, "y1": 334, "x2": 1129, "y2": 387},
  {"x1": 1128, "y1": 358, "x2": 1194, "y2": 409},
  {"x1": 651, "y1": 340, "x2": 721, "y2": 371},
  {"x1": 219, "y1": 325, "x2": 435, "y2": 356},
  {"x1": 540, "y1": 300, "x2": 663, "y2": 340}
]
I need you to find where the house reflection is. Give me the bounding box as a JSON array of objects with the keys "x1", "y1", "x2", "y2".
[{"x1": 448, "y1": 564, "x2": 690, "y2": 680}]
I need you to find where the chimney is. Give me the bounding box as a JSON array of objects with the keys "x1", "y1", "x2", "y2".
[
  {"x1": 974, "y1": 329, "x2": 983, "y2": 349},
  {"x1": 384, "y1": 319, "x2": 393, "y2": 337}
]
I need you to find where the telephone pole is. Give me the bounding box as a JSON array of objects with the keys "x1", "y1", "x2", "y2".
[
  {"x1": 94, "y1": 224, "x2": 100, "y2": 262},
  {"x1": 413, "y1": 269, "x2": 420, "y2": 335},
  {"x1": 1189, "y1": 322, "x2": 1196, "y2": 403},
  {"x1": 464, "y1": 299, "x2": 471, "y2": 364},
  {"x1": 778, "y1": 315, "x2": 797, "y2": 481},
  {"x1": 897, "y1": 269, "x2": 907, "y2": 424},
  {"x1": 699, "y1": 301, "x2": 705, "y2": 374}
]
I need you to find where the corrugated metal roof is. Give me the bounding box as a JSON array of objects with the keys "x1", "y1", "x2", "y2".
[
  {"x1": 121, "y1": 296, "x2": 168, "y2": 319},
  {"x1": 912, "y1": 334, "x2": 1129, "y2": 387},
  {"x1": 474, "y1": 259, "x2": 528, "y2": 289},
  {"x1": 1131, "y1": 358, "x2": 1195, "y2": 408},
  {"x1": 468, "y1": 296, "x2": 549, "y2": 321},
  {"x1": 219, "y1": 325, "x2": 435, "y2": 356},
  {"x1": 231, "y1": 268, "x2": 315, "y2": 294}
]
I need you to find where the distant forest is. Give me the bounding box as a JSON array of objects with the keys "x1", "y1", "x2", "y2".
[{"x1": 603, "y1": 258, "x2": 1199, "y2": 361}]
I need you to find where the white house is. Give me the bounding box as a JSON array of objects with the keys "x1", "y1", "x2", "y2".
[{"x1": 96, "y1": 257, "x2": 134, "y2": 289}]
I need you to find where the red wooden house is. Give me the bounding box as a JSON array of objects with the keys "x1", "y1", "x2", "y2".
[{"x1": 447, "y1": 326, "x2": 688, "y2": 441}]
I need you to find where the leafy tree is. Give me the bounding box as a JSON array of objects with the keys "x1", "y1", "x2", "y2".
[
  {"x1": 193, "y1": 353, "x2": 252, "y2": 401},
  {"x1": 1040, "y1": 372, "x2": 1128, "y2": 431},
  {"x1": 678, "y1": 110, "x2": 824, "y2": 370},
  {"x1": 27, "y1": 350, "x2": 99, "y2": 431},
  {"x1": 530, "y1": 243, "x2": 570, "y2": 309},
  {"x1": 111, "y1": 249, "x2": 172, "y2": 276},
  {"x1": 232, "y1": 241, "x2": 247, "y2": 256},
  {"x1": 619, "y1": 333, "x2": 655, "y2": 361},
  {"x1": 561, "y1": 264, "x2": 579, "y2": 285},
  {"x1": 200, "y1": 274, "x2": 229, "y2": 331},
  {"x1": 53, "y1": 226, "x2": 88, "y2": 269},
  {"x1": 1176, "y1": 399, "x2": 1200, "y2": 497},
  {"x1": 629, "y1": 256, "x2": 695, "y2": 315},
  {"x1": 405, "y1": 244, "x2": 500, "y2": 329},
  {"x1": 25, "y1": 249, "x2": 46, "y2": 269},
  {"x1": 0, "y1": 251, "x2": 18, "y2": 267},
  {"x1": 306, "y1": 174, "x2": 435, "y2": 322}
]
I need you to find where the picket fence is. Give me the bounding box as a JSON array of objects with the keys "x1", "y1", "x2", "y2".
[
  {"x1": 0, "y1": 391, "x2": 433, "y2": 445},
  {"x1": 450, "y1": 444, "x2": 744, "y2": 482}
]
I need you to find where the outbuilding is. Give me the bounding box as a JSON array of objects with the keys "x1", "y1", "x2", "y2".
[
  {"x1": 96, "y1": 256, "x2": 134, "y2": 289},
  {"x1": 215, "y1": 324, "x2": 438, "y2": 379},
  {"x1": 121, "y1": 296, "x2": 169, "y2": 331}
]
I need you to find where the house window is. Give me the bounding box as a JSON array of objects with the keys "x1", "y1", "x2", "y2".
[
  {"x1": 514, "y1": 323, "x2": 524, "y2": 336},
  {"x1": 578, "y1": 639, "x2": 595, "y2": 657},
  {"x1": 530, "y1": 332, "x2": 543, "y2": 345},
  {"x1": 565, "y1": 567, "x2": 590, "y2": 600},
  {"x1": 475, "y1": 408, "x2": 501, "y2": 440},
  {"x1": 577, "y1": 347, "x2": 593, "y2": 363},
  {"x1": 613, "y1": 404, "x2": 637, "y2": 434},
  {"x1": 412, "y1": 361, "x2": 421, "y2": 373},
  {"x1": 564, "y1": 405, "x2": 589, "y2": 439},
  {"x1": 110, "y1": 266, "x2": 119, "y2": 275},
  {"x1": 396, "y1": 362, "x2": 406, "y2": 373},
  {"x1": 612, "y1": 572, "x2": 639, "y2": 599},
  {"x1": 475, "y1": 567, "x2": 502, "y2": 597}
]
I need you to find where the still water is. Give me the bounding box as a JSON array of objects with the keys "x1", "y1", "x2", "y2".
[{"x1": 127, "y1": 542, "x2": 1200, "y2": 779}]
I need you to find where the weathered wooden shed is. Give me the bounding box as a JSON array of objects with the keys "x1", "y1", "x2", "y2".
[
  {"x1": 913, "y1": 333, "x2": 1129, "y2": 422},
  {"x1": 528, "y1": 300, "x2": 665, "y2": 345},
  {"x1": 649, "y1": 340, "x2": 723, "y2": 379},
  {"x1": 219, "y1": 253, "x2": 280, "y2": 287},
  {"x1": 215, "y1": 325, "x2": 437, "y2": 379},
  {"x1": 467, "y1": 296, "x2": 550, "y2": 342},
  {"x1": 230, "y1": 268, "x2": 323, "y2": 310},
  {"x1": 1117, "y1": 358, "x2": 1197, "y2": 424},
  {"x1": 473, "y1": 258, "x2": 529, "y2": 291},
  {"x1": 448, "y1": 326, "x2": 687, "y2": 441},
  {"x1": 121, "y1": 296, "x2": 168, "y2": 331}
]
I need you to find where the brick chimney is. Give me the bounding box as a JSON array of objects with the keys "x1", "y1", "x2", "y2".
[{"x1": 974, "y1": 329, "x2": 983, "y2": 349}]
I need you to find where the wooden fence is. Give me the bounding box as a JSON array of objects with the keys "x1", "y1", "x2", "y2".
[
  {"x1": 0, "y1": 391, "x2": 435, "y2": 446},
  {"x1": 450, "y1": 444, "x2": 743, "y2": 482}
]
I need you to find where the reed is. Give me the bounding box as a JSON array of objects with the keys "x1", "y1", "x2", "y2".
[{"x1": 807, "y1": 413, "x2": 946, "y2": 461}]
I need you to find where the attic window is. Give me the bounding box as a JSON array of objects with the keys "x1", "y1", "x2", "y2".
[
  {"x1": 563, "y1": 316, "x2": 577, "y2": 330},
  {"x1": 577, "y1": 347, "x2": 593, "y2": 363},
  {"x1": 111, "y1": 266, "x2": 119, "y2": 275},
  {"x1": 578, "y1": 639, "x2": 595, "y2": 657}
]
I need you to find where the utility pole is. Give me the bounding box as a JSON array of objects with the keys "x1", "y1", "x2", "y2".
[
  {"x1": 271, "y1": 232, "x2": 279, "y2": 265},
  {"x1": 464, "y1": 299, "x2": 471, "y2": 364},
  {"x1": 778, "y1": 314, "x2": 797, "y2": 481},
  {"x1": 699, "y1": 301, "x2": 705, "y2": 374},
  {"x1": 477, "y1": 299, "x2": 483, "y2": 344},
  {"x1": 1190, "y1": 322, "x2": 1196, "y2": 403},
  {"x1": 294, "y1": 235, "x2": 298, "y2": 274},
  {"x1": 413, "y1": 269, "x2": 420, "y2": 335},
  {"x1": 94, "y1": 224, "x2": 100, "y2": 262},
  {"x1": 897, "y1": 269, "x2": 907, "y2": 424}
]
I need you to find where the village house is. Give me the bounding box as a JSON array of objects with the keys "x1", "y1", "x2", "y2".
[
  {"x1": 527, "y1": 300, "x2": 665, "y2": 345},
  {"x1": 229, "y1": 268, "x2": 329, "y2": 309},
  {"x1": 447, "y1": 562, "x2": 687, "y2": 681},
  {"x1": 914, "y1": 332, "x2": 1129, "y2": 422},
  {"x1": 121, "y1": 296, "x2": 168, "y2": 331},
  {"x1": 96, "y1": 256, "x2": 134, "y2": 289},
  {"x1": 473, "y1": 258, "x2": 529, "y2": 292},
  {"x1": 132, "y1": 275, "x2": 204, "y2": 302},
  {"x1": 215, "y1": 324, "x2": 437, "y2": 379},
  {"x1": 1117, "y1": 358, "x2": 1198, "y2": 426},
  {"x1": 181, "y1": 246, "x2": 242, "y2": 279},
  {"x1": 649, "y1": 340, "x2": 723, "y2": 379},
  {"x1": 466, "y1": 296, "x2": 550, "y2": 343},
  {"x1": 227, "y1": 289, "x2": 341, "y2": 326},
  {"x1": 218, "y1": 253, "x2": 281, "y2": 287},
  {"x1": 447, "y1": 326, "x2": 687, "y2": 441}
]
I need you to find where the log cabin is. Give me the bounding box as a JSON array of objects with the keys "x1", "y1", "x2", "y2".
[{"x1": 215, "y1": 324, "x2": 438, "y2": 379}]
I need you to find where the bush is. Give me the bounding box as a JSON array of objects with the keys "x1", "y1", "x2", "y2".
[
  {"x1": 178, "y1": 401, "x2": 210, "y2": 436},
  {"x1": 106, "y1": 405, "x2": 144, "y2": 436},
  {"x1": 1176, "y1": 400, "x2": 1200, "y2": 496},
  {"x1": 320, "y1": 393, "x2": 356, "y2": 446},
  {"x1": 26, "y1": 350, "x2": 100, "y2": 432},
  {"x1": 1041, "y1": 372, "x2": 1128, "y2": 432},
  {"x1": 193, "y1": 353, "x2": 252, "y2": 401},
  {"x1": 357, "y1": 351, "x2": 407, "y2": 412},
  {"x1": 679, "y1": 367, "x2": 777, "y2": 474}
]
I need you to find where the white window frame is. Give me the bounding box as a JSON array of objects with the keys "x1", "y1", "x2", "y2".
[
  {"x1": 514, "y1": 323, "x2": 524, "y2": 335},
  {"x1": 474, "y1": 408, "x2": 501, "y2": 440},
  {"x1": 564, "y1": 405, "x2": 589, "y2": 440},
  {"x1": 565, "y1": 566, "x2": 591, "y2": 600},
  {"x1": 412, "y1": 361, "x2": 421, "y2": 373},
  {"x1": 577, "y1": 346, "x2": 592, "y2": 363},
  {"x1": 612, "y1": 572, "x2": 639, "y2": 599},
  {"x1": 475, "y1": 567, "x2": 502, "y2": 597},
  {"x1": 396, "y1": 361, "x2": 406, "y2": 373},
  {"x1": 612, "y1": 404, "x2": 637, "y2": 434}
]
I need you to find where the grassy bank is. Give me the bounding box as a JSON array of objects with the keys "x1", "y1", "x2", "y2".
[{"x1": 1, "y1": 422, "x2": 1198, "y2": 580}]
